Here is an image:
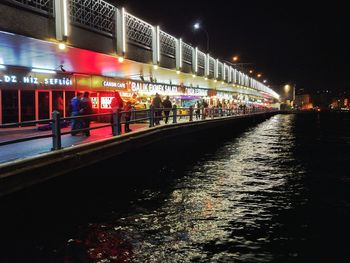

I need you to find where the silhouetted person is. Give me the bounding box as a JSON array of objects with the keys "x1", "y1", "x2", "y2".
[
  {"x1": 80, "y1": 91, "x2": 93, "y2": 136},
  {"x1": 162, "y1": 96, "x2": 172, "y2": 124},
  {"x1": 110, "y1": 91, "x2": 124, "y2": 134},
  {"x1": 152, "y1": 93, "x2": 162, "y2": 125},
  {"x1": 70, "y1": 93, "x2": 82, "y2": 135},
  {"x1": 123, "y1": 101, "x2": 132, "y2": 133}
]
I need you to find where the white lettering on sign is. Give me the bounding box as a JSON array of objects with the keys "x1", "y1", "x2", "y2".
[
  {"x1": 102, "y1": 81, "x2": 126, "y2": 89},
  {"x1": 0, "y1": 74, "x2": 72, "y2": 85},
  {"x1": 185, "y1": 87, "x2": 208, "y2": 96},
  {"x1": 0, "y1": 75, "x2": 17, "y2": 83},
  {"x1": 131, "y1": 82, "x2": 180, "y2": 95},
  {"x1": 44, "y1": 78, "x2": 72, "y2": 86},
  {"x1": 23, "y1": 76, "x2": 38, "y2": 84},
  {"x1": 101, "y1": 97, "x2": 114, "y2": 109}
]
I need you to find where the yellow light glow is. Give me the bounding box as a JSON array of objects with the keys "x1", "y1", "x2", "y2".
[
  {"x1": 233, "y1": 56, "x2": 239, "y2": 62},
  {"x1": 58, "y1": 43, "x2": 66, "y2": 50},
  {"x1": 214, "y1": 79, "x2": 217, "y2": 83},
  {"x1": 153, "y1": 65, "x2": 158, "y2": 70},
  {"x1": 192, "y1": 74, "x2": 196, "y2": 78},
  {"x1": 205, "y1": 77, "x2": 208, "y2": 80},
  {"x1": 176, "y1": 70, "x2": 180, "y2": 74},
  {"x1": 118, "y1": 56, "x2": 124, "y2": 63}
]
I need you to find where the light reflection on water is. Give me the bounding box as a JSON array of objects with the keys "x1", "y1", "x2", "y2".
[
  {"x1": 3, "y1": 113, "x2": 350, "y2": 262},
  {"x1": 73, "y1": 114, "x2": 309, "y2": 262}
]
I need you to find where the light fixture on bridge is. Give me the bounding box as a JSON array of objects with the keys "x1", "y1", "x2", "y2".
[
  {"x1": 58, "y1": 42, "x2": 66, "y2": 50},
  {"x1": 31, "y1": 68, "x2": 56, "y2": 74},
  {"x1": 118, "y1": 56, "x2": 124, "y2": 63}
]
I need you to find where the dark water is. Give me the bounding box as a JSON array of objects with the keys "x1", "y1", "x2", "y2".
[{"x1": 1, "y1": 113, "x2": 350, "y2": 263}]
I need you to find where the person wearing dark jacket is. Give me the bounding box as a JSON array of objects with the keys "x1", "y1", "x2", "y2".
[
  {"x1": 110, "y1": 91, "x2": 124, "y2": 134},
  {"x1": 152, "y1": 93, "x2": 162, "y2": 125},
  {"x1": 70, "y1": 93, "x2": 82, "y2": 135},
  {"x1": 80, "y1": 91, "x2": 93, "y2": 136},
  {"x1": 162, "y1": 96, "x2": 172, "y2": 124}
]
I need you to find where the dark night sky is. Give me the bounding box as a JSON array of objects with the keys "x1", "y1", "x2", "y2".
[{"x1": 106, "y1": 0, "x2": 349, "y2": 94}]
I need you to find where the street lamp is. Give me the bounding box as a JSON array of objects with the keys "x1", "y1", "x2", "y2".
[{"x1": 193, "y1": 22, "x2": 210, "y2": 52}]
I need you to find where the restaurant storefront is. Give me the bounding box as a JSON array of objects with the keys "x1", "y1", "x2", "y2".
[{"x1": 0, "y1": 66, "x2": 212, "y2": 125}]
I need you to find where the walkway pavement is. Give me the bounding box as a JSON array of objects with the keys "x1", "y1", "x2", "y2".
[
  {"x1": 0, "y1": 121, "x2": 150, "y2": 164},
  {"x1": 0, "y1": 117, "x2": 198, "y2": 165}
]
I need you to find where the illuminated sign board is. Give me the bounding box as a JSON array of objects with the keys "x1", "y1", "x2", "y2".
[
  {"x1": 102, "y1": 81, "x2": 126, "y2": 89},
  {"x1": 185, "y1": 87, "x2": 208, "y2": 96},
  {"x1": 0, "y1": 74, "x2": 72, "y2": 86},
  {"x1": 91, "y1": 97, "x2": 99, "y2": 109},
  {"x1": 101, "y1": 97, "x2": 114, "y2": 109},
  {"x1": 131, "y1": 82, "x2": 180, "y2": 95}
]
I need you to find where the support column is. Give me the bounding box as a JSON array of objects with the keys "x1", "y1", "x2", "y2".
[
  {"x1": 116, "y1": 7, "x2": 126, "y2": 56},
  {"x1": 152, "y1": 26, "x2": 160, "y2": 65},
  {"x1": 55, "y1": 0, "x2": 69, "y2": 41},
  {"x1": 176, "y1": 38, "x2": 182, "y2": 71},
  {"x1": 192, "y1": 47, "x2": 198, "y2": 74}
]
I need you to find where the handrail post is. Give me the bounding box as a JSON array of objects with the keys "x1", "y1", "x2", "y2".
[
  {"x1": 189, "y1": 106, "x2": 193, "y2": 122},
  {"x1": 51, "y1": 111, "x2": 62, "y2": 150},
  {"x1": 149, "y1": 106, "x2": 154, "y2": 127},
  {"x1": 172, "y1": 105, "x2": 177, "y2": 123},
  {"x1": 112, "y1": 111, "x2": 119, "y2": 136}
]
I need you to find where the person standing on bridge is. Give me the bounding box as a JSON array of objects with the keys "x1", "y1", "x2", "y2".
[
  {"x1": 162, "y1": 96, "x2": 172, "y2": 124},
  {"x1": 110, "y1": 91, "x2": 124, "y2": 134},
  {"x1": 70, "y1": 93, "x2": 82, "y2": 135},
  {"x1": 80, "y1": 91, "x2": 93, "y2": 136},
  {"x1": 152, "y1": 93, "x2": 162, "y2": 125}
]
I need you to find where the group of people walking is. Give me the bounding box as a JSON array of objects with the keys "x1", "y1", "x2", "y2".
[
  {"x1": 152, "y1": 93, "x2": 172, "y2": 125},
  {"x1": 70, "y1": 91, "x2": 93, "y2": 136},
  {"x1": 110, "y1": 91, "x2": 133, "y2": 134}
]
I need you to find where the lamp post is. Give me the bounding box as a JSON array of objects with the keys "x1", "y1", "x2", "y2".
[{"x1": 193, "y1": 22, "x2": 210, "y2": 52}]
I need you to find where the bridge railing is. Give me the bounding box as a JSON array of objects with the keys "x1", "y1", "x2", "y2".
[
  {"x1": 4, "y1": 0, "x2": 54, "y2": 16},
  {"x1": 0, "y1": 107, "x2": 277, "y2": 151}
]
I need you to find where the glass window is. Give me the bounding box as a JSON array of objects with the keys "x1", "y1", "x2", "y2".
[
  {"x1": 21, "y1": 90, "x2": 35, "y2": 124},
  {"x1": 52, "y1": 91, "x2": 64, "y2": 117},
  {"x1": 38, "y1": 91, "x2": 49, "y2": 120},
  {"x1": 2, "y1": 90, "x2": 18, "y2": 124}
]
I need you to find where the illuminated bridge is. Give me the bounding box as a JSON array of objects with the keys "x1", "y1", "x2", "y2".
[
  {"x1": 0, "y1": 0, "x2": 281, "y2": 196},
  {"x1": 0, "y1": 0, "x2": 279, "y2": 125}
]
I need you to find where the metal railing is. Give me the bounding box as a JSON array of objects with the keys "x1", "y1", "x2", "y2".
[
  {"x1": 69, "y1": 0, "x2": 115, "y2": 36},
  {"x1": 0, "y1": 107, "x2": 277, "y2": 152},
  {"x1": 4, "y1": 0, "x2": 54, "y2": 16}
]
